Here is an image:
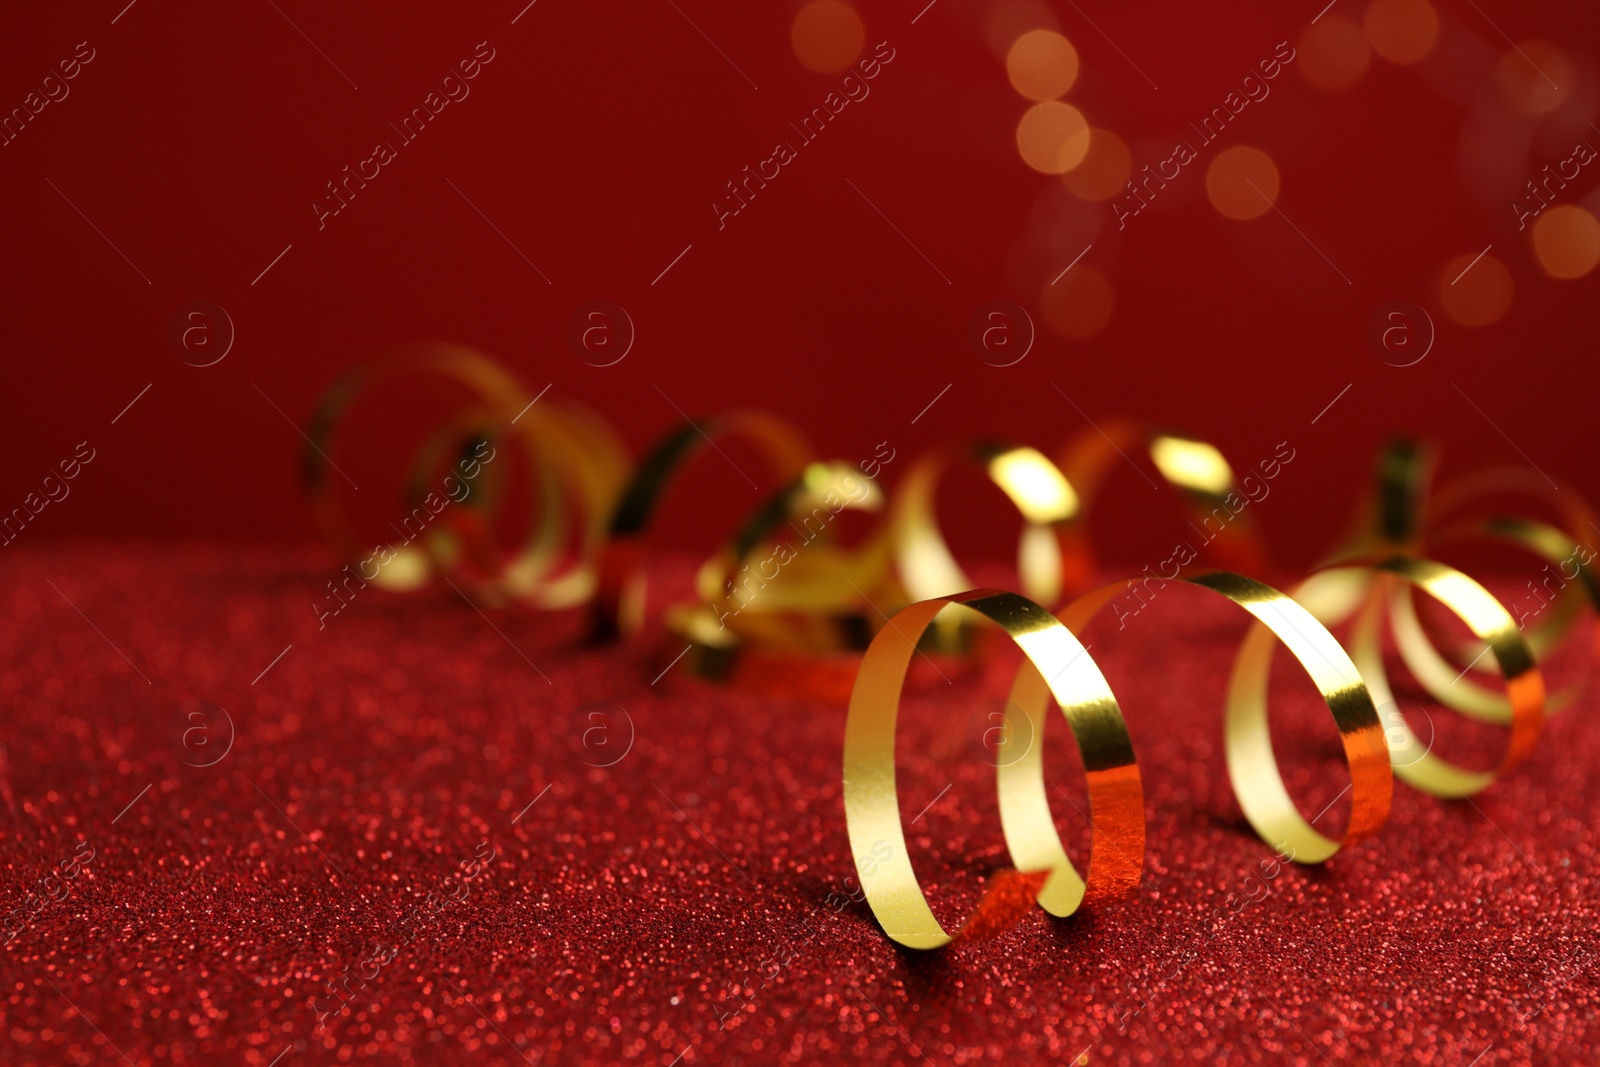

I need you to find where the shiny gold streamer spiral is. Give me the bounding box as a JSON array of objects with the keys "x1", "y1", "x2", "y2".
[{"x1": 304, "y1": 342, "x2": 628, "y2": 607}]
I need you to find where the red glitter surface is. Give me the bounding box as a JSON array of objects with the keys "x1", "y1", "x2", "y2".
[{"x1": 2, "y1": 545, "x2": 1597, "y2": 1066}]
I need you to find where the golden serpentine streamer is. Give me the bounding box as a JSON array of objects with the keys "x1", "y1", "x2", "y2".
[{"x1": 304, "y1": 347, "x2": 1597, "y2": 948}]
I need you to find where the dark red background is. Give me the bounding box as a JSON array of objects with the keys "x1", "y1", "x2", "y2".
[{"x1": 2, "y1": 0, "x2": 1597, "y2": 568}]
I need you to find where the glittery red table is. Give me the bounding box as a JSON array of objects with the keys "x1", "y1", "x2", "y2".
[{"x1": 4, "y1": 545, "x2": 1596, "y2": 1066}]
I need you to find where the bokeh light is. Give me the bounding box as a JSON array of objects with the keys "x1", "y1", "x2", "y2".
[
  {"x1": 791, "y1": 1, "x2": 865, "y2": 74},
  {"x1": 1299, "y1": 15, "x2": 1373, "y2": 91},
  {"x1": 1494, "y1": 41, "x2": 1572, "y2": 116},
  {"x1": 1039, "y1": 266, "x2": 1114, "y2": 339},
  {"x1": 1364, "y1": 0, "x2": 1439, "y2": 65},
  {"x1": 1438, "y1": 252, "x2": 1513, "y2": 327},
  {"x1": 1205, "y1": 147, "x2": 1280, "y2": 221},
  {"x1": 1062, "y1": 128, "x2": 1132, "y2": 200},
  {"x1": 1006, "y1": 29, "x2": 1079, "y2": 100},
  {"x1": 1016, "y1": 101, "x2": 1091, "y2": 174},
  {"x1": 1531, "y1": 205, "x2": 1600, "y2": 280}
]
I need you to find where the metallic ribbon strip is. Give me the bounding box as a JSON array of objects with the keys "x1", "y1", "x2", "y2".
[
  {"x1": 1344, "y1": 557, "x2": 1545, "y2": 798},
  {"x1": 1056, "y1": 571, "x2": 1389, "y2": 865},
  {"x1": 1056, "y1": 421, "x2": 1272, "y2": 583},
  {"x1": 590, "y1": 410, "x2": 813, "y2": 639},
  {"x1": 843, "y1": 589, "x2": 1141, "y2": 950},
  {"x1": 844, "y1": 573, "x2": 1390, "y2": 949},
  {"x1": 304, "y1": 342, "x2": 627, "y2": 607}
]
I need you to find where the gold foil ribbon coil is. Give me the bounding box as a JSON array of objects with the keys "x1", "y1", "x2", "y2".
[
  {"x1": 1055, "y1": 421, "x2": 1275, "y2": 584},
  {"x1": 844, "y1": 570, "x2": 1394, "y2": 950},
  {"x1": 842, "y1": 589, "x2": 1142, "y2": 950},
  {"x1": 1327, "y1": 439, "x2": 1599, "y2": 724},
  {"x1": 304, "y1": 343, "x2": 628, "y2": 608},
  {"x1": 590, "y1": 409, "x2": 814, "y2": 639}
]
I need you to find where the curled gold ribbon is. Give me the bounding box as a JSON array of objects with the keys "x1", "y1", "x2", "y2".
[
  {"x1": 1340, "y1": 557, "x2": 1545, "y2": 798},
  {"x1": 843, "y1": 589, "x2": 1142, "y2": 949},
  {"x1": 1330, "y1": 439, "x2": 1598, "y2": 722},
  {"x1": 886, "y1": 444, "x2": 1078, "y2": 646},
  {"x1": 846, "y1": 570, "x2": 1389, "y2": 949},
  {"x1": 1388, "y1": 519, "x2": 1598, "y2": 718},
  {"x1": 1051, "y1": 571, "x2": 1390, "y2": 865},
  {"x1": 1056, "y1": 421, "x2": 1274, "y2": 583},
  {"x1": 1405, "y1": 467, "x2": 1598, "y2": 690},
  {"x1": 305, "y1": 342, "x2": 628, "y2": 606},
  {"x1": 591, "y1": 411, "x2": 813, "y2": 639},
  {"x1": 663, "y1": 461, "x2": 890, "y2": 687},
  {"x1": 300, "y1": 349, "x2": 1597, "y2": 950},
  {"x1": 690, "y1": 461, "x2": 889, "y2": 632}
]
